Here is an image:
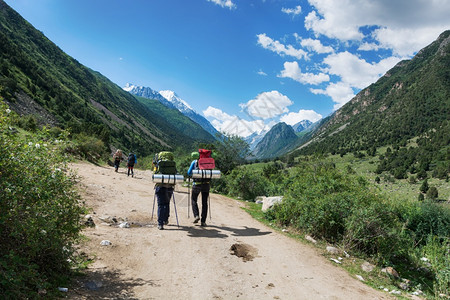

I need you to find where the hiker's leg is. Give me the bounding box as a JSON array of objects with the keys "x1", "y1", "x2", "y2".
[
  {"x1": 200, "y1": 184, "x2": 210, "y2": 223},
  {"x1": 166, "y1": 187, "x2": 174, "y2": 222},
  {"x1": 156, "y1": 187, "x2": 169, "y2": 226},
  {"x1": 191, "y1": 185, "x2": 201, "y2": 218}
]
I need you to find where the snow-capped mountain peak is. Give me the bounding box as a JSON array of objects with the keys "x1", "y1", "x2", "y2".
[
  {"x1": 123, "y1": 83, "x2": 218, "y2": 137},
  {"x1": 159, "y1": 90, "x2": 193, "y2": 111},
  {"x1": 123, "y1": 83, "x2": 136, "y2": 92}
]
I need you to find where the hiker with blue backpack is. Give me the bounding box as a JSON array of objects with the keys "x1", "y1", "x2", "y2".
[
  {"x1": 187, "y1": 149, "x2": 216, "y2": 227},
  {"x1": 127, "y1": 152, "x2": 137, "y2": 177}
]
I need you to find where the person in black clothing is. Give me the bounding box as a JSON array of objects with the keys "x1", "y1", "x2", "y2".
[
  {"x1": 187, "y1": 152, "x2": 210, "y2": 227},
  {"x1": 127, "y1": 152, "x2": 137, "y2": 177}
]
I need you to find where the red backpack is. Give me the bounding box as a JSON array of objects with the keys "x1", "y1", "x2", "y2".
[{"x1": 198, "y1": 149, "x2": 215, "y2": 170}]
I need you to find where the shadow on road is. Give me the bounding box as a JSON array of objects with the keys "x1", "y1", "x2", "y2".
[
  {"x1": 164, "y1": 223, "x2": 272, "y2": 239},
  {"x1": 69, "y1": 269, "x2": 158, "y2": 300}
]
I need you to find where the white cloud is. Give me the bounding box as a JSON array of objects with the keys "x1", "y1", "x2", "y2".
[
  {"x1": 310, "y1": 82, "x2": 355, "y2": 110},
  {"x1": 305, "y1": 0, "x2": 450, "y2": 56},
  {"x1": 207, "y1": 0, "x2": 236, "y2": 9},
  {"x1": 257, "y1": 33, "x2": 308, "y2": 60},
  {"x1": 257, "y1": 69, "x2": 267, "y2": 76},
  {"x1": 203, "y1": 106, "x2": 267, "y2": 137},
  {"x1": 278, "y1": 61, "x2": 330, "y2": 85},
  {"x1": 240, "y1": 91, "x2": 293, "y2": 119},
  {"x1": 323, "y1": 51, "x2": 401, "y2": 89},
  {"x1": 282, "y1": 5, "x2": 302, "y2": 16},
  {"x1": 299, "y1": 37, "x2": 334, "y2": 54},
  {"x1": 358, "y1": 42, "x2": 382, "y2": 52},
  {"x1": 280, "y1": 109, "x2": 322, "y2": 125}
]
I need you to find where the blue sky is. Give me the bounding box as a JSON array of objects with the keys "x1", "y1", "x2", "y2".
[{"x1": 5, "y1": 0, "x2": 450, "y2": 137}]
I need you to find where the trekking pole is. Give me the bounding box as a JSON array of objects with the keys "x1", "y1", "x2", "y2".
[
  {"x1": 187, "y1": 177, "x2": 190, "y2": 218},
  {"x1": 172, "y1": 192, "x2": 180, "y2": 228},
  {"x1": 209, "y1": 194, "x2": 212, "y2": 220},
  {"x1": 151, "y1": 191, "x2": 156, "y2": 221}
]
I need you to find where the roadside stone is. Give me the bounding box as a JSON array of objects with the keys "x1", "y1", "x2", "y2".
[
  {"x1": 100, "y1": 240, "x2": 112, "y2": 246},
  {"x1": 84, "y1": 215, "x2": 95, "y2": 227},
  {"x1": 356, "y1": 275, "x2": 364, "y2": 281},
  {"x1": 398, "y1": 279, "x2": 411, "y2": 290},
  {"x1": 382, "y1": 267, "x2": 400, "y2": 279},
  {"x1": 261, "y1": 196, "x2": 283, "y2": 212},
  {"x1": 85, "y1": 280, "x2": 103, "y2": 291},
  {"x1": 330, "y1": 258, "x2": 341, "y2": 264},
  {"x1": 361, "y1": 261, "x2": 375, "y2": 272},
  {"x1": 119, "y1": 222, "x2": 130, "y2": 228},
  {"x1": 326, "y1": 246, "x2": 340, "y2": 255},
  {"x1": 389, "y1": 290, "x2": 401, "y2": 295},
  {"x1": 305, "y1": 235, "x2": 317, "y2": 244}
]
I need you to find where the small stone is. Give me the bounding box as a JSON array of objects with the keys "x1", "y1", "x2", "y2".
[
  {"x1": 389, "y1": 290, "x2": 401, "y2": 295},
  {"x1": 326, "y1": 246, "x2": 340, "y2": 255},
  {"x1": 399, "y1": 279, "x2": 410, "y2": 290},
  {"x1": 119, "y1": 222, "x2": 130, "y2": 228},
  {"x1": 330, "y1": 258, "x2": 341, "y2": 264},
  {"x1": 382, "y1": 266, "x2": 399, "y2": 279},
  {"x1": 361, "y1": 261, "x2": 375, "y2": 272},
  {"x1": 305, "y1": 235, "x2": 317, "y2": 243},
  {"x1": 100, "y1": 240, "x2": 112, "y2": 246},
  {"x1": 356, "y1": 275, "x2": 364, "y2": 281}
]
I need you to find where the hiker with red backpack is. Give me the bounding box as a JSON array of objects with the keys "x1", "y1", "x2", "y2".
[{"x1": 187, "y1": 149, "x2": 216, "y2": 227}]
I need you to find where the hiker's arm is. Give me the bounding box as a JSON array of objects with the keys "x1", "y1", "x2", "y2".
[{"x1": 187, "y1": 160, "x2": 196, "y2": 177}]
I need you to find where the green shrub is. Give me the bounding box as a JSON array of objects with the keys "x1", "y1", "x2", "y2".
[
  {"x1": 343, "y1": 201, "x2": 407, "y2": 261},
  {"x1": 420, "y1": 179, "x2": 429, "y2": 193},
  {"x1": 69, "y1": 132, "x2": 106, "y2": 162},
  {"x1": 423, "y1": 236, "x2": 450, "y2": 296},
  {"x1": 0, "y1": 100, "x2": 85, "y2": 297},
  {"x1": 226, "y1": 167, "x2": 270, "y2": 201},
  {"x1": 426, "y1": 186, "x2": 439, "y2": 200},
  {"x1": 406, "y1": 201, "x2": 450, "y2": 245}
]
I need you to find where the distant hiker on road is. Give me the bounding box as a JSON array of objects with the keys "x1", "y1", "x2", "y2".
[
  {"x1": 127, "y1": 152, "x2": 137, "y2": 177},
  {"x1": 113, "y1": 149, "x2": 123, "y2": 172},
  {"x1": 188, "y1": 150, "x2": 215, "y2": 227}
]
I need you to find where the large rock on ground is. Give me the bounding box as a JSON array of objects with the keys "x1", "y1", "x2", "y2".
[{"x1": 261, "y1": 196, "x2": 283, "y2": 212}]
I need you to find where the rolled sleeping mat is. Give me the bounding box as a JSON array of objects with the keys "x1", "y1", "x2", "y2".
[
  {"x1": 191, "y1": 169, "x2": 221, "y2": 179},
  {"x1": 152, "y1": 174, "x2": 184, "y2": 184}
]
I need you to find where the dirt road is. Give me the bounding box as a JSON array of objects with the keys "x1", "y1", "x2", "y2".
[{"x1": 68, "y1": 161, "x2": 390, "y2": 299}]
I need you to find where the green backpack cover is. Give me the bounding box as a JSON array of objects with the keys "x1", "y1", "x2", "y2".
[{"x1": 156, "y1": 151, "x2": 177, "y2": 175}]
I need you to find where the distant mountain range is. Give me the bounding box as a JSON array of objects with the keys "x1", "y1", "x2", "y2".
[
  {"x1": 0, "y1": 1, "x2": 214, "y2": 156},
  {"x1": 292, "y1": 120, "x2": 313, "y2": 133},
  {"x1": 251, "y1": 122, "x2": 299, "y2": 159},
  {"x1": 124, "y1": 84, "x2": 219, "y2": 138},
  {"x1": 295, "y1": 30, "x2": 450, "y2": 157},
  {"x1": 251, "y1": 31, "x2": 450, "y2": 161}
]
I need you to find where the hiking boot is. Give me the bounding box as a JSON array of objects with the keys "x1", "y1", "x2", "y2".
[
  {"x1": 157, "y1": 225, "x2": 164, "y2": 230},
  {"x1": 200, "y1": 222, "x2": 207, "y2": 227},
  {"x1": 164, "y1": 220, "x2": 169, "y2": 225},
  {"x1": 193, "y1": 216, "x2": 200, "y2": 224}
]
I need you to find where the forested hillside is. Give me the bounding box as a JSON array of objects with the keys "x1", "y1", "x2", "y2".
[
  {"x1": 293, "y1": 30, "x2": 450, "y2": 177},
  {"x1": 0, "y1": 0, "x2": 214, "y2": 157}
]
